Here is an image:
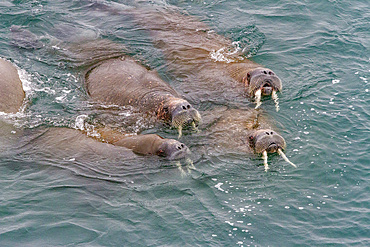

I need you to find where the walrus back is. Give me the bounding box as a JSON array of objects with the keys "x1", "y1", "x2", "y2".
[
  {"x1": 131, "y1": 7, "x2": 261, "y2": 86},
  {"x1": 0, "y1": 58, "x2": 25, "y2": 113},
  {"x1": 85, "y1": 56, "x2": 179, "y2": 110}
]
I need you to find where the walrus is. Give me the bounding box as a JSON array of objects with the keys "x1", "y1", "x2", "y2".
[
  {"x1": 130, "y1": 7, "x2": 282, "y2": 111},
  {"x1": 93, "y1": 127, "x2": 190, "y2": 160},
  {"x1": 204, "y1": 107, "x2": 296, "y2": 171},
  {"x1": 74, "y1": 40, "x2": 201, "y2": 138},
  {"x1": 0, "y1": 58, "x2": 25, "y2": 113},
  {"x1": 26, "y1": 127, "x2": 190, "y2": 161}
]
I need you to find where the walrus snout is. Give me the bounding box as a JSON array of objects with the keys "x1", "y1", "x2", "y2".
[
  {"x1": 246, "y1": 67, "x2": 282, "y2": 96},
  {"x1": 249, "y1": 129, "x2": 286, "y2": 154},
  {"x1": 158, "y1": 139, "x2": 190, "y2": 160},
  {"x1": 170, "y1": 100, "x2": 202, "y2": 128},
  {"x1": 262, "y1": 83, "x2": 273, "y2": 96},
  {"x1": 266, "y1": 142, "x2": 279, "y2": 153}
]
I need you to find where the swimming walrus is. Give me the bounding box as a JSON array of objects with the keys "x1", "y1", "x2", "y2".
[
  {"x1": 131, "y1": 7, "x2": 282, "y2": 111},
  {"x1": 94, "y1": 127, "x2": 190, "y2": 160},
  {"x1": 0, "y1": 58, "x2": 25, "y2": 113},
  {"x1": 204, "y1": 107, "x2": 296, "y2": 171},
  {"x1": 80, "y1": 42, "x2": 201, "y2": 137},
  {"x1": 27, "y1": 127, "x2": 190, "y2": 161}
]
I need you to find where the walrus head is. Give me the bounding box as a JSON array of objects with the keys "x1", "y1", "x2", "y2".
[
  {"x1": 248, "y1": 129, "x2": 296, "y2": 171},
  {"x1": 156, "y1": 139, "x2": 190, "y2": 160},
  {"x1": 158, "y1": 98, "x2": 202, "y2": 138},
  {"x1": 244, "y1": 67, "x2": 282, "y2": 111},
  {"x1": 248, "y1": 129, "x2": 286, "y2": 154}
]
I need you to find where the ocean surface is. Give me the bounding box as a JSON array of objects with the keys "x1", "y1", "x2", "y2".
[{"x1": 0, "y1": 0, "x2": 369, "y2": 246}]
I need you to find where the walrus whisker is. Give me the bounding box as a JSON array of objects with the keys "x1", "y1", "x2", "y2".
[
  {"x1": 272, "y1": 90, "x2": 280, "y2": 112},
  {"x1": 262, "y1": 150, "x2": 269, "y2": 172},
  {"x1": 255, "y1": 89, "x2": 262, "y2": 109},
  {"x1": 278, "y1": 148, "x2": 297, "y2": 168}
]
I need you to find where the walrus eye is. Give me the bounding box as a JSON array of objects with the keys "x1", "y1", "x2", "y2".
[
  {"x1": 163, "y1": 107, "x2": 169, "y2": 113},
  {"x1": 247, "y1": 73, "x2": 251, "y2": 80},
  {"x1": 249, "y1": 136, "x2": 254, "y2": 141}
]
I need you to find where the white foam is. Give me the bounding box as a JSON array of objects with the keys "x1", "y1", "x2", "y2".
[
  {"x1": 73, "y1": 114, "x2": 88, "y2": 130},
  {"x1": 209, "y1": 42, "x2": 244, "y2": 63},
  {"x1": 215, "y1": 182, "x2": 225, "y2": 192},
  {"x1": 332, "y1": 79, "x2": 340, "y2": 84}
]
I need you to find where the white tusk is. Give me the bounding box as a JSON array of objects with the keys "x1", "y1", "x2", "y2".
[
  {"x1": 186, "y1": 158, "x2": 195, "y2": 170},
  {"x1": 278, "y1": 149, "x2": 297, "y2": 168},
  {"x1": 175, "y1": 161, "x2": 186, "y2": 176},
  {"x1": 177, "y1": 125, "x2": 183, "y2": 139},
  {"x1": 272, "y1": 90, "x2": 280, "y2": 112},
  {"x1": 262, "y1": 150, "x2": 269, "y2": 172},
  {"x1": 254, "y1": 89, "x2": 262, "y2": 109},
  {"x1": 192, "y1": 121, "x2": 200, "y2": 133}
]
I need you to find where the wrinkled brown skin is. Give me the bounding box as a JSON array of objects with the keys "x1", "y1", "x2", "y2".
[
  {"x1": 85, "y1": 56, "x2": 200, "y2": 127},
  {"x1": 85, "y1": 56, "x2": 179, "y2": 111},
  {"x1": 204, "y1": 107, "x2": 286, "y2": 154},
  {"x1": 24, "y1": 127, "x2": 138, "y2": 160},
  {"x1": 130, "y1": 8, "x2": 282, "y2": 98},
  {"x1": 96, "y1": 127, "x2": 190, "y2": 160},
  {"x1": 0, "y1": 58, "x2": 25, "y2": 113}
]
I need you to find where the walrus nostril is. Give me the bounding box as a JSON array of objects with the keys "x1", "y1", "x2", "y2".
[
  {"x1": 177, "y1": 145, "x2": 182, "y2": 150},
  {"x1": 182, "y1": 105, "x2": 186, "y2": 110},
  {"x1": 263, "y1": 70, "x2": 267, "y2": 74}
]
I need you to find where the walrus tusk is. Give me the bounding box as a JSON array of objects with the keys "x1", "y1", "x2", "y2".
[
  {"x1": 177, "y1": 125, "x2": 183, "y2": 139},
  {"x1": 278, "y1": 148, "x2": 297, "y2": 168},
  {"x1": 191, "y1": 121, "x2": 200, "y2": 133},
  {"x1": 254, "y1": 89, "x2": 262, "y2": 109},
  {"x1": 175, "y1": 161, "x2": 186, "y2": 176},
  {"x1": 272, "y1": 90, "x2": 280, "y2": 112},
  {"x1": 186, "y1": 158, "x2": 195, "y2": 170},
  {"x1": 262, "y1": 150, "x2": 269, "y2": 172}
]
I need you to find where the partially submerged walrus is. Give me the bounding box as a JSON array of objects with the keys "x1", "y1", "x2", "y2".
[
  {"x1": 95, "y1": 127, "x2": 189, "y2": 160},
  {"x1": 0, "y1": 58, "x2": 25, "y2": 113},
  {"x1": 83, "y1": 46, "x2": 201, "y2": 137},
  {"x1": 29, "y1": 127, "x2": 190, "y2": 161},
  {"x1": 131, "y1": 8, "x2": 282, "y2": 111},
  {"x1": 205, "y1": 107, "x2": 296, "y2": 171}
]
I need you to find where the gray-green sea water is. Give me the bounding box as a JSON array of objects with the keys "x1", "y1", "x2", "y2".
[{"x1": 0, "y1": 0, "x2": 369, "y2": 246}]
